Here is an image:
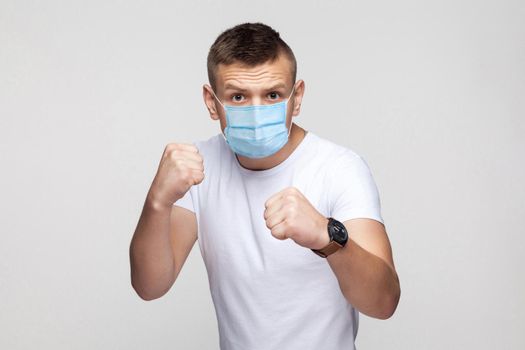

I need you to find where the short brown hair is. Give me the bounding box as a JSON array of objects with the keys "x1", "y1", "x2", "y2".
[{"x1": 207, "y1": 22, "x2": 297, "y2": 90}]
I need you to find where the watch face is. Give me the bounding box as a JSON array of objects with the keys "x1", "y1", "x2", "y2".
[{"x1": 331, "y1": 220, "x2": 348, "y2": 242}]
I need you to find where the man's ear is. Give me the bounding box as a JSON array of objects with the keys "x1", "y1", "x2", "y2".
[
  {"x1": 291, "y1": 80, "x2": 305, "y2": 117},
  {"x1": 203, "y1": 84, "x2": 220, "y2": 120}
]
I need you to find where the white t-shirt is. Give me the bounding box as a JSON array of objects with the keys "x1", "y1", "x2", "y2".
[{"x1": 174, "y1": 130, "x2": 384, "y2": 350}]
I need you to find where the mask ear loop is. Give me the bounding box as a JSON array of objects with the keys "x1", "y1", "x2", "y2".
[
  {"x1": 210, "y1": 89, "x2": 228, "y2": 141},
  {"x1": 210, "y1": 89, "x2": 225, "y2": 108},
  {"x1": 285, "y1": 83, "x2": 297, "y2": 138}
]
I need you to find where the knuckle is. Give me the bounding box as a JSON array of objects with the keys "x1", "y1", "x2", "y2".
[
  {"x1": 166, "y1": 143, "x2": 183, "y2": 154},
  {"x1": 169, "y1": 149, "x2": 180, "y2": 160},
  {"x1": 285, "y1": 194, "x2": 296, "y2": 203},
  {"x1": 288, "y1": 186, "x2": 299, "y2": 194},
  {"x1": 172, "y1": 158, "x2": 184, "y2": 168}
]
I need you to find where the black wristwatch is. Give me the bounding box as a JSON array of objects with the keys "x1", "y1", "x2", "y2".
[{"x1": 311, "y1": 217, "x2": 349, "y2": 258}]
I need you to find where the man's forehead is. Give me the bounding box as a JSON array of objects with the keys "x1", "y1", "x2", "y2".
[{"x1": 215, "y1": 57, "x2": 294, "y2": 89}]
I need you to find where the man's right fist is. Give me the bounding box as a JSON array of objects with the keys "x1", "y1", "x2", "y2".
[{"x1": 148, "y1": 143, "x2": 204, "y2": 208}]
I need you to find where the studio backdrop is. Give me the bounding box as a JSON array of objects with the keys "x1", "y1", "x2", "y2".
[{"x1": 1, "y1": 0, "x2": 524, "y2": 349}]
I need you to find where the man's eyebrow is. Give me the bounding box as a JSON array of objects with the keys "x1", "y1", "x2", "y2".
[
  {"x1": 224, "y1": 83, "x2": 247, "y2": 91},
  {"x1": 266, "y1": 83, "x2": 287, "y2": 90},
  {"x1": 223, "y1": 82, "x2": 288, "y2": 91}
]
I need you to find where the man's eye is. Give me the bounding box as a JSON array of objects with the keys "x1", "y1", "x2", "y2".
[
  {"x1": 268, "y1": 92, "x2": 280, "y2": 99},
  {"x1": 232, "y1": 94, "x2": 244, "y2": 102}
]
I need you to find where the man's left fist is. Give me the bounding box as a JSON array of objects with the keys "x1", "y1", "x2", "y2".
[{"x1": 263, "y1": 187, "x2": 330, "y2": 250}]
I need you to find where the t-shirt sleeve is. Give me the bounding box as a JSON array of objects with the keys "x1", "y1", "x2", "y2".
[
  {"x1": 329, "y1": 152, "x2": 384, "y2": 225},
  {"x1": 173, "y1": 188, "x2": 195, "y2": 213}
]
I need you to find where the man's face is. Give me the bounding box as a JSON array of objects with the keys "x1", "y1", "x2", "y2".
[{"x1": 203, "y1": 53, "x2": 304, "y2": 134}]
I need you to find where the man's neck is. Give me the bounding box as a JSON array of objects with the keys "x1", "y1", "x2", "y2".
[{"x1": 235, "y1": 123, "x2": 307, "y2": 171}]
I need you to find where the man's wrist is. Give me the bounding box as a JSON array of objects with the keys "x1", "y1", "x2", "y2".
[
  {"x1": 311, "y1": 217, "x2": 330, "y2": 250},
  {"x1": 146, "y1": 192, "x2": 174, "y2": 212}
]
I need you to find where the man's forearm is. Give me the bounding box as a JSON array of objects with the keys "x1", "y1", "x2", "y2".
[
  {"x1": 129, "y1": 193, "x2": 176, "y2": 300},
  {"x1": 326, "y1": 238, "x2": 400, "y2": 319}
]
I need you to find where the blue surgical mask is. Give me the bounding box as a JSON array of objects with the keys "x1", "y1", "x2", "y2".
[{"x1": 212, "y1": 85, "x2": 296, "y2": 159}]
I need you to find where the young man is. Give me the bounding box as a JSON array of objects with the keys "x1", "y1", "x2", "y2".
[{"x1": 130, "y1": 22, "x2": 400, "y2": 349}]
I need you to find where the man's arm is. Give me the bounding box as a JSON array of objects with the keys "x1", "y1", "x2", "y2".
[
  {"x1": 129, "y1": 193, "x2": 197, "y2": 301},
  {"x1": 264, "y1": 186, "x2": 400, "y2": 319},
  {"x1": 129, "y1": 142, "x2": 203, "y2": 301},
  {"x1": 325, "y1": 217, "x2": 400, "y2": 319}
]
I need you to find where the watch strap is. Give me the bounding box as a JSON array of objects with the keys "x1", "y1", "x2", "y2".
[{"x1": 311, "y1": 240, "x2": 343, "y2": 258}]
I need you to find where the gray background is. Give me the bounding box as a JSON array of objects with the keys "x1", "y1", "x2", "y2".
[{"x1": 1, "y1": 0, "x2": 524, "y2": 349}]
